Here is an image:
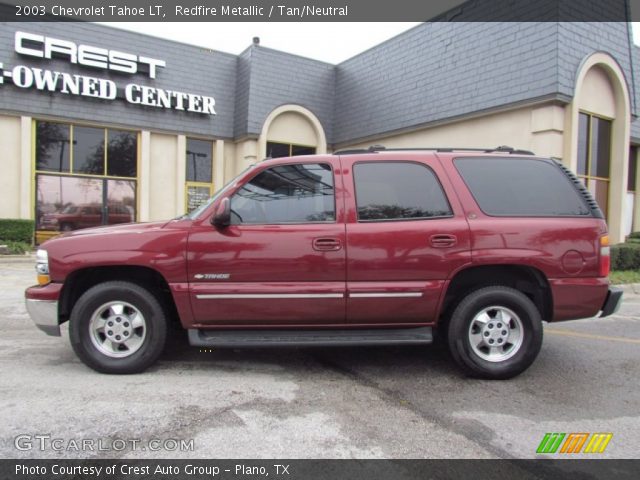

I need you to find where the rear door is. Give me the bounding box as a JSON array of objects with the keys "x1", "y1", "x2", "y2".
[
  {"x1": 187, "y1": 158, "x2": 347, "y2": 326},
  {"x1": 342, "y1": 155, "x2": 471, "y2": 325}
]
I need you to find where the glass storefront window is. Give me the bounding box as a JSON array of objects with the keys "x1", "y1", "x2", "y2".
[
  {"x1": 73, "y1": 126, "x2": 105, "y2": 175},
  {"x1": 576, "y1": 112, "x2": 612, "y2": 219},
  {"x1": 185, "y1": 138, "x2": 214, "y2": 213},
  {"x1": 590, "y1": 117, "x2": 611, "y2": 179},
  {"x1": 267, "y1": 141, "x2": 316, "y2": 158},
  {"x1": 186, "y1": 139, "x2": 213, "y2": 183},
  {"x1": 107, "y1": 130, "x2": 138, "y2": 178},
  {"x1": 106, "y1": 179, "x2": 136, "y2": 226},
  {"x1": 34, "y1": 121, "x2": 138, "y2": 237},
  {"x1": 35, "y1": 122, "x2": 71, "y2": 173},
  {"x1": 36, "y1": 175, "x2": 103, "y2": 232},
  {"x1": 629, "y1": 146, "x2": 638, "y2": 192}
]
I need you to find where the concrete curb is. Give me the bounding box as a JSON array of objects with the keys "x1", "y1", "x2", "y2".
[
  {"x1": 617, "y1": 283, "x2": 640, "y2": 295},
  {"x1": 0, "y1": 254, "x2": 35, "y2": 264}
]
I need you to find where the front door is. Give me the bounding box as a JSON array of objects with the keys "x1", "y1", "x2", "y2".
[{"x1": 187, "y1": 159, "x2": 346, "y2": 326}]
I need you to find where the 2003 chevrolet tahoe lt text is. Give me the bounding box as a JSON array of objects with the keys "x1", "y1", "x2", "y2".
[{"x1": 25, "y1": 147, "x2": 623, "y2": 379}]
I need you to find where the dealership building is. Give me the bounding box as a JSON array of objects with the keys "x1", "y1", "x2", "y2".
[{"x1": 0, "y1": 16, "x2": 639, "y2": 244}]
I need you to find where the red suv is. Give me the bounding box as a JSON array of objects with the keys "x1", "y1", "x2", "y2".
[{"x1": 25, "y1": 147, "x2": 622, "y2": 379}]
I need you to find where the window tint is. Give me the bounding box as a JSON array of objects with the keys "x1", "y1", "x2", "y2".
[
  {"x1": 231, "y1": 163, "x2": 335, "y2": 224},
  {"x1": 354, "y1": 162, "x2": 452, "y2": 221},
  {"x1": 455, "y1": 157, "x2": 590, "y2": 216},
  {"x1": 73, "y1": 126, "x2": 105, "y2": 175}
]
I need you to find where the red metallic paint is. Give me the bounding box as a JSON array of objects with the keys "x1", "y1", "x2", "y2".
[{"x1": 25, "y1": 151, "x2": 612, "y2": 331}]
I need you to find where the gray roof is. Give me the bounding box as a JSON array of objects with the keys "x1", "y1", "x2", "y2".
[{"x1": 331, "y1": 21, "x2": 636, "y2": 145}]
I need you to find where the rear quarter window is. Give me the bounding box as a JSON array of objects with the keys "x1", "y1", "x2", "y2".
[{"x1": 454, "y1": 157, "x2": 590, "y2": 217}]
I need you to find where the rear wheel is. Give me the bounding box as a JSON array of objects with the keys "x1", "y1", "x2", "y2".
[
  {"x1": 447, "y1": 286, "x2": 543, "y2": 379},
  {"x1": 69, "y1": 281, "x2": 167, "y2": 374}
]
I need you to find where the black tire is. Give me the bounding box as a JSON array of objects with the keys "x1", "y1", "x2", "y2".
[
  {"x1": 447, "y1": 286, "x2": 543, "y2": 380},
  {"x1": 69, "y1": 281, "x2": 167, "y2": 374}
]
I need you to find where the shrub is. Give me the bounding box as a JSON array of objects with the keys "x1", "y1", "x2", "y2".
[
  {"x1": 611, "y1": 242, "x2": 640, "y2": 271},
  {"x1": 0, "y1": 219, "x2": 34, "y2": 243},
  {"x1": 0, "y1": 241, "x2": 32, "y2": 255},
  {"x1": 628, "y1": 231, "x2": 640, "y2": 240}
]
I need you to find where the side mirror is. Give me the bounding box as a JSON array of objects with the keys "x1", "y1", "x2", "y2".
[{"x1": 212, "y1": 197, "x2": 231, "y2": 228}]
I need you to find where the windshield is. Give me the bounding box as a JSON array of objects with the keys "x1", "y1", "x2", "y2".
[{"x1": 186, "y1": 164, "x2": 256, "y2": 220}]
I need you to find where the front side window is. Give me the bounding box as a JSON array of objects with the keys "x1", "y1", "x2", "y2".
[
  {"x1": 354, "y1": 162, "x2": 452, "y2": 221},
  {"x1": 230, "y1": 163, "x2": 335, "y2": 224}
]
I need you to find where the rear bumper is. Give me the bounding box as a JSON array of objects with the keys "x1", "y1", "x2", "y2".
[
  {"x1": 600, "y1": 287, "x2": 623, "y2": 318},
  {"x1": 549, "y1": 277, "x2": 610, "y2": 321},
  {"x1": 25, "y1": 283, "x2": 63, "y2": 336}
]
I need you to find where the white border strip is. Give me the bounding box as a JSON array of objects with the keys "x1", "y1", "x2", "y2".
[
  {"x1": 349, "y1": 292, "x2": 423, "y2": 298},
  {"x1": 196, "y1": 293, "x2": 344, "y2": 300}
]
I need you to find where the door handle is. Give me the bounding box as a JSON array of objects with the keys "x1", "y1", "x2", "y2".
[
  {"x1": 313, "y1": 237, "x2": 342, "y2": 251},
  {"x1": 430, "y1": 234, "x2": 457, "y2": 248}
]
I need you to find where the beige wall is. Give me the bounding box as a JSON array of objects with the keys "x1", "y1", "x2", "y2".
[
  {"x1": 147, "y1": 133, "x2": 180, "y2": 221},
  {"x1": 579, "y1": 66, "x2": 616, "y2": 118},
  {"x1": 223, "y1": 141, "x2": 237, "y2": 181},
  {"x1": 0, "y1": 115, "x2": 23, "y2": 219},
  {"x1": 566, "y1": 56, "x2": 631, "y2": 244},
  {"x1": 344, "y1": 103, "x2": 566, "y2": 160},
  {"x1": 267, "y1": 111, "x2": 318, "y2": 146}
]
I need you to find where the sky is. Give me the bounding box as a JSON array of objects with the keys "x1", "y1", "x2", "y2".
[
  {"x1": 100, "y1": 22, "x2": 640, "y2": 65},
  {"x1": 99, "y1": 23, "x2": 423, "y2": 64}
]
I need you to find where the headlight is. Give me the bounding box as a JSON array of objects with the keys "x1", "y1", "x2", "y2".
[{"x1": 35, "y1": 249, "x2": 50, "y2": 285}]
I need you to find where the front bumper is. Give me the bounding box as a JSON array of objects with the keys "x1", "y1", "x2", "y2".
[
  {"x1": 25, "y1": 299, "x2": 60, "y2": 336},
  {"x1": 25, "y1": 283, "x2": 63, "y2": 336},
  {"x1": 600, "y1": 287, "x2": 623, "y2": 318}
]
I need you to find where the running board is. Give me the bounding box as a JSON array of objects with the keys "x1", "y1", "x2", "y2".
[{"x1": 188, "y1": 327, "x2": 433, "y2": 348}]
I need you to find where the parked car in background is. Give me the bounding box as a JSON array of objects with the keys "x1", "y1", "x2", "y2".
[{"x1": 40, "y1": 203, "x2": 134, "y2": 231}]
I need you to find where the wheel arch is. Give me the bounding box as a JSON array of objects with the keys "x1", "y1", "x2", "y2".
[
  {"x1": 440, "y1": 264, "x2": 553, "y2": 324},
  {"x1": 59, "y1": 265, "x2": 178, "y2": 325}
]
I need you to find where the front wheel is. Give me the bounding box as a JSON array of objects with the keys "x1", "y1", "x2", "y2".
[
  {"x1": 447, "y1": 286, "x2": 543, "y2": 380},
  {"x1": 69, "y1": 281, "x2": 168, "y2": 374}
]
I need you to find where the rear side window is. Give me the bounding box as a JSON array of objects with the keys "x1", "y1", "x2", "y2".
[
  {"x1": 354, "y1": 162, "x2": 452, "y2": 221},
  {"x1": 455, "y1": 157, "x2": 590, "y2": 216}
]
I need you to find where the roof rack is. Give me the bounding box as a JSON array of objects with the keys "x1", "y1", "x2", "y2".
[{"x1": 333, "y1": 145, "x2": 535, "y2": 155}]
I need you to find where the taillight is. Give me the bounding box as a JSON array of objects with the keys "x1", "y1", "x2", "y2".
[{"x1": 599, "y1": 235, "x2": 610, "y2": 277}]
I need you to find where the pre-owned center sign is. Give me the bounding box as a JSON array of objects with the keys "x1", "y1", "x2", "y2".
[{"x1": 0, "y1": 31, "x2": 217, "y2": 115}]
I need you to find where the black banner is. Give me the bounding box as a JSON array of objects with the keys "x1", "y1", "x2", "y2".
[
  {"x1": 1, "y1": 460, "x2": 640, "y2": 480},
  {"x1": 0, "y1": 0, "x2": 639, "y2": 22}
]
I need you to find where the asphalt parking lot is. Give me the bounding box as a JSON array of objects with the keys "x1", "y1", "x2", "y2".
[{"x1": 1, "y1": 257, "x2": 639, "y2": 459}]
